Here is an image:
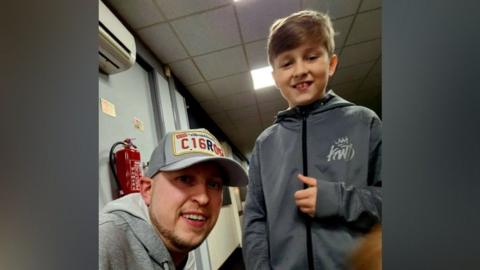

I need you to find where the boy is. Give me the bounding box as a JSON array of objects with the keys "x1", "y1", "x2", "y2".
[
  {"x1": 100, "y1": 129, "x2": 248, "y2": 270},
  {"x1": 243, "y1": 10, "x2": 382, "y2": 270}
]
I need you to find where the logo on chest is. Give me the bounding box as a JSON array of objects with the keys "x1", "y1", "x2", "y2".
[{"x1": 327, "y1": 137, "x2": 355, "y2": 162}]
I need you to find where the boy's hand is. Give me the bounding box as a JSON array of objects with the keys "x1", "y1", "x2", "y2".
[{"x1": 294, "y1": 174, "x2": 317, "y2": 218}]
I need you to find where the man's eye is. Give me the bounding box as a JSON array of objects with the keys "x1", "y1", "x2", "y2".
[
  {"x1": 207, "y1": 180, "x2": 222, "y2": 190},
  {"x1": 177, "y1": 175, "x2": 193, "y2": 185}
]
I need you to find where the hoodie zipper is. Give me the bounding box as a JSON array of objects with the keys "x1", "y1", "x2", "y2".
[{"x1": 301, "y1": 109, "x2": 315, "y2": 270}]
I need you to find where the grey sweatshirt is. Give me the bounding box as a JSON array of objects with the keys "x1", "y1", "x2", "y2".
[
  {"x1": 243, "y1": 91, "x2": 382, "y2": 270},
  {"x1": 99, "y1": 193, "x2": 196, "y2": 270}
]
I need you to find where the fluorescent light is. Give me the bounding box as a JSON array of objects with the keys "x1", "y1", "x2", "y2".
[{"x1": 250, "y1": 66, "x2": 275, "y2": 90}]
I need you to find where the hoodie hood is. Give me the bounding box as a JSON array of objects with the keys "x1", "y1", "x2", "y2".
[
  {"x1": 100, "y1": 193, "x2": 198, "y2": 270},
  {"x1": 101, "y1": 193, "x2": 151, "y2": 224},
  {"x1": 275, "y1": 90, "x2": 354, "y2": 123}
]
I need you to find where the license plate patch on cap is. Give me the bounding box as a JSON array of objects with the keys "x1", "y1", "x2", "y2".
[{"x1": 172, "y1": 130, "x2": 224, "y2": 157}]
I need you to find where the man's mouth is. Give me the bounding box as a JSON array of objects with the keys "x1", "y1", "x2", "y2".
[
  {"x1": 181, "y1": 212, "x2": 208, "y2": 228},
  {"x1": 183, "y1": 214, "x2": 206, "y2": 221}
]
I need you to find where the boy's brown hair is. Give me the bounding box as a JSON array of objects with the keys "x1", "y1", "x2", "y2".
[{"x1": 267, "y1": 10, "x2": 335, "y2": 65}]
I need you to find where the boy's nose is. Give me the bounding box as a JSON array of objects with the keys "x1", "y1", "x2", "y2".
[{"x1": 293, "y1": 62, "x2": 308, "y2": 78}]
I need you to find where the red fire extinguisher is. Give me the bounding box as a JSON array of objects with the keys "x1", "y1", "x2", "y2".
[{"x1": 109, "y1": 138, "x2": 142, "y2": 196}]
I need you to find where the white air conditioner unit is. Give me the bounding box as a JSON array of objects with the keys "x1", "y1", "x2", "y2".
[{"x1": 98, "y1": 0, "x2": 136, "y2": 74}]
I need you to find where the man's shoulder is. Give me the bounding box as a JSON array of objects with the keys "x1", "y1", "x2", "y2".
[
  {"x1": 100, "y1": 212, "x2": 127, "y2": 227},
  {"x1": 99, "y1": 212, "x2": 131, "y2": 244}
]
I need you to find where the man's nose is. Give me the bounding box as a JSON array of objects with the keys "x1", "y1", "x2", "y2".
[{"x1": 191, "y1": 183, "x2": 210, "y2": 205}]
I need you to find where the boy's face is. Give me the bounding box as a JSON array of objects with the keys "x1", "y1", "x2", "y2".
[
  {"x1": 271, "y1": 42, "x2": 338, "y2": 108},
  {"x1": 140, "y1": 162, "x2": 224, "y2": 254}
]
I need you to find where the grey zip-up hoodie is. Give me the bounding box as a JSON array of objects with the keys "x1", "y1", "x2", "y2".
[
  {"x1": 243, "y1": 91, "x2": 382, "y2": 270},
  {"x1": 99, "y1": 193, "x2": 196, "y2": 270}
]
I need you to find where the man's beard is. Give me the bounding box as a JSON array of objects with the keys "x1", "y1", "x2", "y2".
[
  {"x1": 150, "y1": 212, "x2": 205, "y2": 253},
  {"x1": 158, "y1": 222, "x2": 203, "y2": 252}
]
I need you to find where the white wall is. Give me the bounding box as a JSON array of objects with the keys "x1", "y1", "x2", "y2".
[
  {"x1": 99, "y1": 63, "x2": 161, "y2": 208},
  {"x1": 206, "y1": 205, "x2": 239, "y2": 270},
  {"x1": 156, "y1": 71, "x2": 176, "y2": 133},
  {"x1": 175, "y1": 90, "x2": 190, "y2": 129},
  {"x1": 203, "y1": 142, "x2": 246, "y2": 269}
]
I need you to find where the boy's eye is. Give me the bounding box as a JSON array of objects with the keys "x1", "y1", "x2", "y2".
[
  {"x1": 207, "y1": 180, "x2": 223, "y2": 190},
  {"x1": 278, "y1": 60, "x2": 292, "y2": 68},
  {"x1": 307, "y1": 55, "x2": 319, "y2": 61}
]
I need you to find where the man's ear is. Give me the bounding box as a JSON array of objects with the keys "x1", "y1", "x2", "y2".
[
  {"x1": 328, "y1": 54, "x2": 338, "y2": 77},
  {"x1": 140, "y1": 176, "x2": 153, "y2": 206}
]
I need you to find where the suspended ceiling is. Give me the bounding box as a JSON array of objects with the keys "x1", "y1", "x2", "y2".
[{"x1": 104, "y1": 0, "x2": 382, "y2": 158}]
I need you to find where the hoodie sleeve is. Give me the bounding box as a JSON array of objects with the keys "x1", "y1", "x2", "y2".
[
  {"x1": 243, "y1": 144, "x2": 271, "y2": 269},
  {"x1": 314, "y1": 116, "x2": 382, "y2": 230}
]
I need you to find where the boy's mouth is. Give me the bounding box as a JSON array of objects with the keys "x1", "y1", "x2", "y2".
[{"x1": 292, "y1": 81, "x2": 312, "y2": 91}]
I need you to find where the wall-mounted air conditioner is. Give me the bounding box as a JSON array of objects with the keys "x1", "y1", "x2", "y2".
[{"x1": 98, "y1": 0, "x2": 136, "y2": 74}]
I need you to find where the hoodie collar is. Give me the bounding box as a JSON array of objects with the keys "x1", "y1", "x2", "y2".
[
  {"x1": 275, "y1": 90, "x2": 353, "y2": 123},
  {"x1": 102, "y1": 194, "x2": 175, "y2": 268},
  {"x1": 114, "y1": 211, "x2": 175, "y2": 269},
  {"x1": 102, "y1": 193, "x2": 151, "y2": 224}
]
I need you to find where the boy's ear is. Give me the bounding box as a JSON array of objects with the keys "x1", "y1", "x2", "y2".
[
  {"x1": 328, "y1": 54, "x2": 339, "y2": 77},
  {"x1": 140, "y1": 176, "x2": 153, "y2": 206}
]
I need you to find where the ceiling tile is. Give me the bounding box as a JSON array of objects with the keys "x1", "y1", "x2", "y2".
[
  {"x1": 171, "y1": 6, "x2": 241, "y2": 56},
  {"x1": 209, "y1": 111, "x2": 231, "y2": 126},
  {"x1": 221, "y1": 92, "x2": 257, "y2": 110},
  {"x1": 332, "y1": 16, "x2": 354, "y2": 50},
  {"x1": 339, "y1": 39, "x2": 381, "y2": 68},
  {"x1": 199, "y1": 98, "x2": 225, "y2": 114},
  {"x1": 218, "y1": 121, "x2": 238, "y2": 135},
  {"x1": 245, "y1": 39, "x2": 269, "y2": 69},
  {"x1": 233, "y1": 115, "x2": 262, "y2": 130},
  {"x1": 260, "y1": 110, "x2": 278, "y2": 126},
  {"x1": 329, "y1": 61, "x2": 374, "y2": 85},
  {"x1": 255, "y1": 86, "x2": 283, "y2": 103},
  {"x1": 137, "y1": 23, "x2": 188, "y2": 63},
  {"x1": 169, "y1": 59, "x2": 204, "y2": 85},
  {"x1": 209, "y1": 72, "x2": 253, "y2": 97},
  {"x1": 105, "y1": 0, "x2": 166, "y2": 29},
  {"x1": 360, "y1": 0, "x2": 381, "y2": 11},
  {"x1": 235, "y1": 0, "x2": 300, "y2": 42},
  {"x1": 360, "y1": 72, "x2": 381, "y2": 91},
  {"x1": 258, "y1": 99, "x2": 288, "y2": 114},
  {"x1": 154, "y1": 0, "x2": 231, "y2": 20},
  {"x1": 354, "y1": 85, "x2": 381, "y2": 105},
  {"x1": 371, "y1": 58, "x2": 381, "y2": 75},
  {"x1": 223, "y1": 124, "x2": 241, "y2": 140},
  {"x1": 193, "y1": 46, "x2": 248, "y2": 80},
  {"x1": 187, "y1": 82, "x2": 216, "y2": 102},
  {"x1": 330, "y1": 79, "x2": 363, "y2": 99},
  {"x1": 346, "y1": 9, "x2": 381, "y2": 45},
  {"x1": 226, "y1": 105, "x2": 258, "y2": 121},
  {"x1": 302, "y1": 0, "x2": 361, "y2": 19}
]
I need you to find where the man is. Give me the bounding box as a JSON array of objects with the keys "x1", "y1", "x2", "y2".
[{"x1": 100, "y1": 129, "x2": 248, "y2": 270}]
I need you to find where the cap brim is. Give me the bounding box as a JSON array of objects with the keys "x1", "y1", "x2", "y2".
[{"x1": 159, "y1": 156, "x2": 248, "y2": 187}]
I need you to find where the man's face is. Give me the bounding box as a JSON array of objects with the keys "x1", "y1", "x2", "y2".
[
  {"x1": 141, "y1": 162, "x2": 224, "y2": 253},
  {"x1": 272, "y1": 42, "x2": 338, "y2": 108}
]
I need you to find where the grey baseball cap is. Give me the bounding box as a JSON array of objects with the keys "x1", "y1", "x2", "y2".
[{"x1": 145, "y1": 129, "x2": 248, "y2": 187}]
